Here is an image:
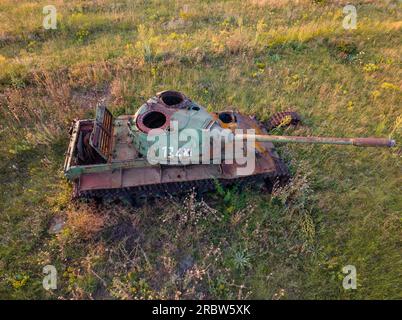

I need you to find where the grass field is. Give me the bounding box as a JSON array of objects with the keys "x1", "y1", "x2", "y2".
[{"x1": 0, "y1": 0, "x2": 401, "y2": 299}]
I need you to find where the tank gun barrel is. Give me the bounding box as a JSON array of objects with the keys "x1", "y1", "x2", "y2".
[{"x1": 234, "y1": 134, "x2": 396, "y2": 147}]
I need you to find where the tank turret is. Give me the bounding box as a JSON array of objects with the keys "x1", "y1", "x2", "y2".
[
  {"x1": 128, "y1": 90, "x2": 226, "y2": 162},
  {"x1": 126, "y1": 90, "x2": 394, "y2": 165}
]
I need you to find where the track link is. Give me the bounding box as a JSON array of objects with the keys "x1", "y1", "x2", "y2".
[{"x1": 265, "y1": 111, "x2": 301, "y2": 131}]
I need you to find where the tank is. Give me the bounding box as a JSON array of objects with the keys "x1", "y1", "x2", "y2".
[{"x1": 64, "y1": 90, "x2": 395, "y2": 200}]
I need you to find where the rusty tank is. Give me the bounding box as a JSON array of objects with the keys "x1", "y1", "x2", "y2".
[{"x1": 64, "y1": 90, "x2": 395, "y2": 200}]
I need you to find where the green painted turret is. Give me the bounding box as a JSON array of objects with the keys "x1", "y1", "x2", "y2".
[{"x1": 128, "y1": 90, "x2": 222, "y2": 159}]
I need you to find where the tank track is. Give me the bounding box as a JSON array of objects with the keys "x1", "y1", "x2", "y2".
[
  {"x1": 77, "y1": 157, "x2": 289, "y2": 201},
  {"x1": 265, "y1": 111, "x2": 301, "y2": 131}
]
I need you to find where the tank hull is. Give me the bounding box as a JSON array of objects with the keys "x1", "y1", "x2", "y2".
[{"x1": 65, "y1": 112, "x2": 289, "y2": 199}]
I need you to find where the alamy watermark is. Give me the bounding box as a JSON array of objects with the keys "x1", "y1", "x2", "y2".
[
  {"x1": 343, "y1": 5, "x2": 357, "y2": 30},
  {"x1": 43, "y1": 5, "x2": 57, "y2": 30},
  {"x1": 342, "y1": 265, "x2": 357, "y2": 290},
  {"x1": 43, "y1": 265, "x2": 57, "y2": 290},
  {"x1": 146, "y1": 121, "x2": 256, "y2": 176}
]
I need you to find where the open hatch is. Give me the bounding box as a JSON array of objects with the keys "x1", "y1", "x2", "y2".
[{"x1": 89, "y1": 105, "x2": 114, "y2": 161}]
